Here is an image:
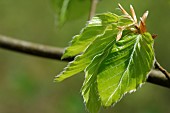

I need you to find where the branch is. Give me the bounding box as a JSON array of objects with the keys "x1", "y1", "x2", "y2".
[
  {"x1": 147, "y1": 70, "x2": 170, "y2": 88},
  {"x1": 0, "y1": 35, "x2": 73, "y2": 61},
  {"x1": 155, "y1": 61, "x2": 170, "y2": 79},
  {"x1": 0, "y1": 35, "x2": 170, "y2": 88},
  {"x1": 89, "y1": 0, "x2": 99, "y2": 20}
]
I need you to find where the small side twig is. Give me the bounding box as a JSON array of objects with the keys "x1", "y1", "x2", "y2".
[
  {"x1": 89, "y1": 0, "x2": 99, "y2": 20},
  {"x1": 155, "y1": 61, "x2": 170, "y2": 80}
]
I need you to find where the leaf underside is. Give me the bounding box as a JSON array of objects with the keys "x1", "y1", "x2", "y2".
[{"x1": 55, "y1": 11, "x2": 154, "y2": 113}]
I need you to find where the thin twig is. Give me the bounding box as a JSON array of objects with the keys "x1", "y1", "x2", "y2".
[
  {"x1": 155, "y1": 61, "x2": 170, "y2": 80},
  {"x1": 89, "y1": 0, "x2": 99, "y2": 20},
  {"x1": 0, "y1": 35, "x2": 170, "y2": 88}
]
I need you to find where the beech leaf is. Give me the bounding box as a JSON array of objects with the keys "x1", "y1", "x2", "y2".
[{"x1": 97, "y1": 32, "x2": 154, "y2": 107}]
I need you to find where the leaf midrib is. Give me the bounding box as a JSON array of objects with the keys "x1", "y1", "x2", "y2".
[{"x1": 105, "y1": 35, "x2": 141, "y2": 105}]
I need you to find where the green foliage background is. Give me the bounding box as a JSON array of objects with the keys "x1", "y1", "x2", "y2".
[{"x1": 0, "y1": 0, "x2": 170, "y2": 113}]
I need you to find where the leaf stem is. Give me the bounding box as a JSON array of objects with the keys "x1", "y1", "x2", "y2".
[{"x1": 155, "y1": 61, "x2": 170, "y2": 80}]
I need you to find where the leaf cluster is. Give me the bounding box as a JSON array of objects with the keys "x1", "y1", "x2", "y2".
[{"x1": 55, "y1": 5, "x2": 155, "y2": 113}]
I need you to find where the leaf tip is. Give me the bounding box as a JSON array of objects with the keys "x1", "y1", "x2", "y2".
[
  {"x1": 54, "y1": 75, "x2": 63, "y2": 82},
  {"x1": 61, "y1": 55, "x2": 66, "y2": 60},
  {"x1": 61, "y1": 50, "x2": 71, "y2": 60}
]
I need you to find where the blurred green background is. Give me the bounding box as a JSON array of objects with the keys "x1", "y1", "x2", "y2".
[{"x1": 0, "y1": 0, "x2": 170, "y2": 113}]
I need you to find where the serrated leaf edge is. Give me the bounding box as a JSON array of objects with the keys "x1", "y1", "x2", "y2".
[
  {"x1": 61, "y1": 26, "x2": 104, "y2": 59},
  {"x1": 82, "y1": 39, "x2": 116, "y2": 113},
  {"x1": 102, "y1": 34, "x2": 155, "y2": 107},
  {"x1": 55, "y1": 28, "x2": 108, "y2": 81}
]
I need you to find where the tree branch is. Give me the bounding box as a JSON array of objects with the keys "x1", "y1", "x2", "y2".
[
  {"x1": 147, "y1": 70, "x2": 170, "y2": 88},
  {"x1": 0, "y1": 35, "x2": 73, "y2": 61},
  {"x1": 0, "y1": 35, "x2": 170, "y2": 88}
]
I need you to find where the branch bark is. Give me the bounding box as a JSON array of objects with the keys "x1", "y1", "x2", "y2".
[
  {"x1": 0, "y1": 35, "x2": 170, "y2": 88},
  {"x1": 147, "y1": 70, "x2": 170, "y2": 88},
  {"x1": 0, "y1": 35, "x2": 73, "y2": 61}
]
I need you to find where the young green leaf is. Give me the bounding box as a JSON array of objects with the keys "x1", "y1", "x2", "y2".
[
  {"x1": 81, "y1": 29, "x2": 117, "y2": 113},
  {"x1": 97, "y1": 32, "x2": 154, "y2": 107},
  {"x1": 55, "y1": 27, "x2": 118, "y2": 81},
  {"x1": 62, "y1": 13, "x2": 119, "y2": 59},
  {"x1": 55, "y1": 13, "x2": 120, "y2": 81}
]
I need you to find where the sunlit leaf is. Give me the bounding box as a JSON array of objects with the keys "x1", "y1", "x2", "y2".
[
  {"x1": 97, "y1": 32, "x2": 154, "y2": 107},
  {"x1": 82, "y1": 34, "x2": 116, "y2": 113},
  {"x1": 55, "y1": 13, "x2": 119, "y2": 81},
  {"x1": 62, "y1": 13, "x2": 119, "y2": 59}
]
